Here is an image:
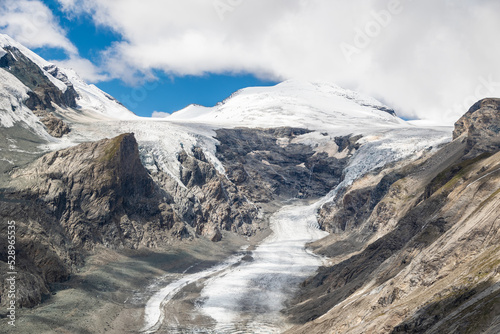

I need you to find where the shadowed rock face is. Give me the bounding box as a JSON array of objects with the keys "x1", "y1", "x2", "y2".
[
  {"x1": 215, "y1": 127, "x2": 354, "y2": 202},
  {"x1": 0, "y1": 46, "x2": 78, "y2": 110},
  {"x1": 10, "y1": 133, "x2": 166, "y2": 249},
  {"x1": 453, "y1": 98, "x2": 500, "y2": 158}
]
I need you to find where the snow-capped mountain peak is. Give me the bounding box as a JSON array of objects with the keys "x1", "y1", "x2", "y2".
[
  {"x1": 167, "y1": 80, "x2": 404, "y2": 132},
  {"x1": 0, "y1": 33, "x2": 68, "y2": 92},
  {"x1": 0, "y1": 33, "x2": 136, "y2": 121}
]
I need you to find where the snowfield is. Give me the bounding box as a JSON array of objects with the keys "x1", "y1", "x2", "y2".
[{"x1": 167, "y1": 80, "x2": 405, "y2": 132}]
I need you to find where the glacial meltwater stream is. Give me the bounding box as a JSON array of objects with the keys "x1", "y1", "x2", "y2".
[{"x1": 141, "y1": 201, "x2": 328, "y2": 333}]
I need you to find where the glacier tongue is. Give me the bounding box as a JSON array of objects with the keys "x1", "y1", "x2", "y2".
[{"x1": 198, "y1": 202, "x2": 328, "y2": 333}]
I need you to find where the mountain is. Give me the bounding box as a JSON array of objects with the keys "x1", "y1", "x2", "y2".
[
  {"x1": 168, "y1": 80, "x2": 402, "y2": 131},
  {"x1": 2, "y1": 34, "x2": 499, "y2": 334},
  {"x1": 0, "y1": 33, "x2": 136, "y2": 177}
]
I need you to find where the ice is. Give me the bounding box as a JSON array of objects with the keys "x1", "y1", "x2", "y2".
[
  {"x1": 140, "y1": 250, "x2": 248, "y2": 334},
  {"x1": 138, "y1": 202, "x2": 328, "y2": 333},
  {"x1": 198, "y1": 203, "x2": 328, "y2": 333}
]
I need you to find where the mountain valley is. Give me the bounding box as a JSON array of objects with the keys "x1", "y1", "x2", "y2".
[{"x1": 0, "y1": 34, "x2": 499, "y2": 334}]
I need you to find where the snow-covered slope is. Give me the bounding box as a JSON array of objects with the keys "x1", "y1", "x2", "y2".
[
  {"x1": 62, "y1": 68, "x2": 137, "y2": 120},
  {"x1": 0, "y1": 68, "x2": 50, "y2": 138},
  {"x1": 0, "y1": 33, "x2": 136, "y2": 121},
  {"x1": 167, "y1": 80, "x2": 405, "y2": 132},
  {"x1": 0, "y1": 34, "x2": 68, "y2": 92}
]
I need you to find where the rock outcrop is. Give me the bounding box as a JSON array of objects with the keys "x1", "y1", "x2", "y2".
[
  {"x1": 453, "y1": 98, "x2": 500, "y2": 158},
  {"x1": 0, "y1": 133, "x2": 178, "y2": 307},
  {"x1": 0, "y1": 45, "x2": 75, "y2": 136}
]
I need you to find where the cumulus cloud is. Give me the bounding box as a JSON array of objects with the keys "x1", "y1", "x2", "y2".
[
  {"x1": 53, "y1": 0, "x2": 500, "y2": 123},
  {"x1": 0, "y1": 0, "x2": 77, "y2": 54}
]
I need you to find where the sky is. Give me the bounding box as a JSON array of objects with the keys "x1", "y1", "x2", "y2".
[{"x1": 1, "y1": 0, "x2": 499, "y2": 122}]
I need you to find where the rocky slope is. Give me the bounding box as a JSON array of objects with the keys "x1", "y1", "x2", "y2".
[
  {"x1": 0, "y1": 133, "x2": 175, "y2": 307},
  {"x1": 284, "y1": 99, "x2": 500, "y2": 333}
]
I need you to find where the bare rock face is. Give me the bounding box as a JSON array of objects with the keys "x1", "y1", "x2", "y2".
[
  {"x1": 453, "y1": 98, "x2": 500, "y2": 157},
  {"x1": 167, "y1": 147, "x2": 260, "y2": 238},
  {"x1": 215, "y1": 128, "x2": 352, "y2": 202},
  {"x1": 32, "y1": 109, "x2": 71, "y2": 137},
  {"x1": 0, "y1": 133, "x2": 177, "y2": 307},
  {"x1": 11, "y1": 133, "x2": 174, "y2": 249}
]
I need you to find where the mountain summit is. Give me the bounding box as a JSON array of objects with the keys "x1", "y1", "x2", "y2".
[{"x1": 168, "y1": 80, "x2": 402, "y2": 131}]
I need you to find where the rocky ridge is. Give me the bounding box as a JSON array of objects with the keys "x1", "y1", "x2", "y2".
[
  {"x1": 0, "y1": 46, "x2": 76, "y2": 137},
  {"x1": 0, "y1": 123, "x2": 355, "y2": 307}
]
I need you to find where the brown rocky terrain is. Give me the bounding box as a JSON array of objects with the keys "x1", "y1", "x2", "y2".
[{"x1": 284, "y1": 98, "x2": 500, "y2": 333}]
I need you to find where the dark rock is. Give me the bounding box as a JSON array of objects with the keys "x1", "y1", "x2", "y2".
[
  {"x1": 453, "y1": 98, "x2": 500, "y2": 157},
  {"x1": 0, "y1": 46, "x2": 78, "y2": 109},
  {"x1": 0, "y1": 46, "x2": 76, "y2": 137},
  {"x1": 215, "y1": 127, "x2": 351, "y2": 202}
]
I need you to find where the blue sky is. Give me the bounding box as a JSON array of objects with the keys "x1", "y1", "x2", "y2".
[
  {"x1": 1, "y1": 1, "x2": 499, "y2": 124},
  {"x1": 28, "y1": 0, "x2": 277, "y2": 117}
]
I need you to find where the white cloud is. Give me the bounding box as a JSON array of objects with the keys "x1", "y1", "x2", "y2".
[
  {"x1": 0, "y1": 0, "x2": 77, "y2": 54},
  {"x1": 151, "y1": 111, "x2": 170, "y2": 118},
  {"x1": 0, "y1": 0, "x2": 109, "y2": 84},
  {"x1": 14, "y1": 0, "x2": 500, "y2": 123},
  {"x1": 54, "y1": 56, "x2": 109, "y2": 82}
]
